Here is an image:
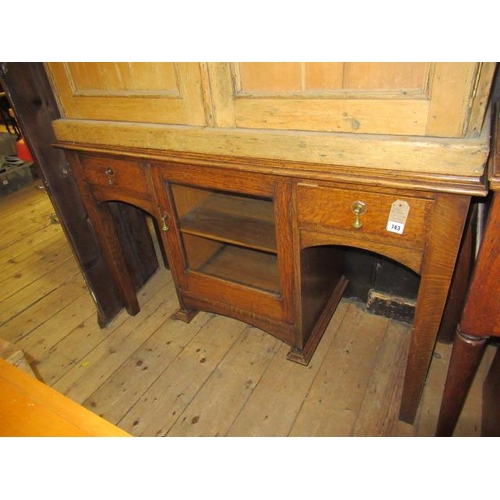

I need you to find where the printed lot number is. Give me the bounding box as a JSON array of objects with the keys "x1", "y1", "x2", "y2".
[
  {"x1": 386, "y1": 200, "x2": 410, "y2": 235},
  {"x1": 387, "y1": 221, "x2": 404, "y2": 234}
]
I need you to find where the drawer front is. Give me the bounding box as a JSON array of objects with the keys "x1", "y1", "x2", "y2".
[
  {"x1": 295, "y1": 183, "x2": 433, "y2": 244},
  {"x1": 80, "y1": 155, "x2": 150, "y2": 197}
]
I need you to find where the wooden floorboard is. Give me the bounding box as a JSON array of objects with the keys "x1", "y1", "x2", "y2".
[
  {"x1": 0, "y1": 184, "x2": 493, "y2": 437},
  {"x1": 227, "y1": 301, "x2": 350, "y2": 437},
  {"x1": 290, "y1": 303, "x2": 393, "y2": 436}
]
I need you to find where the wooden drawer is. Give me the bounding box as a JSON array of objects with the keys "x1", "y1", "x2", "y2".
[
  {"x1": 295, "y1": 182, "x2": 433, "y2": 245},
  {"x1": 80, "y1": 155, "x2": 150, "y2": 197}
]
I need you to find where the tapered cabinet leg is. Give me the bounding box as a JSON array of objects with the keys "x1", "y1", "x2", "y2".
[{"x1": 399, "y1": 193, "x2": 470, "y2": 424}]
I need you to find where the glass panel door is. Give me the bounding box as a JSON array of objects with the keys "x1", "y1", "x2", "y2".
[{"x1": 170, "y1": 183, "x2": 280, "y2": 295}]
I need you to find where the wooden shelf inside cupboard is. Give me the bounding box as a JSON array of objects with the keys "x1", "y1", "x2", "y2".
[
  {"x1": 177, "y1": 192, "x2": 276, "y2": 253},
  {"x1": 195, "y1": 244, "x2": 280, "y2": 294}
]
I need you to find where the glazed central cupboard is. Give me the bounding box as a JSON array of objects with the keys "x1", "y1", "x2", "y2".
[
  {"x1": 73, "y1": 150, "x2": 347, "y2": 366},
  {"x1": 45, "y1": 62, "x2": 496, "y2": 425}
]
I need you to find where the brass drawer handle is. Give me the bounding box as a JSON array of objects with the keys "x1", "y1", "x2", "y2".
[
  {"x1": 161, "y1": 212, "x2": 170, "y2": 232},
  {"x1": 104, "y1": 167, "x2": 115, "y2": 185},
  {"x1": 351, "y1": 201, "x2": 367, "y2": 229}
]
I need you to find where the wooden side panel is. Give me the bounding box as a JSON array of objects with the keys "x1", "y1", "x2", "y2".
[{"x1": 299, "y1": 246, "x2": 345, "y2": 346}]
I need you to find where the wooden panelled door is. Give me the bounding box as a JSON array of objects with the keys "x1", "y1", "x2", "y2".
[
  {"x1": 46, "y1": 62, "x2": 209, "y2": 126},
  {"x1": 208, "y1": 62, "x2": 483, "y2": 138}
]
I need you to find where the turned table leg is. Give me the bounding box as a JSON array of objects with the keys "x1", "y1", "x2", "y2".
[
  {"x1": 435, "y1": 328, "x2": 488, "y2": 436},
  {"x1": 482, "y1": 346, "x2": 500, "y2": 436}
]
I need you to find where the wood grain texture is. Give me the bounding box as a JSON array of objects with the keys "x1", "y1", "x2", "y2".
[
  {"x1": 289, "y1": 302, "x2": 391, "y2": 436},
  {"x1": 80, "y1": 154, "x2": 151, "y2": 198},
  {"x1": 68, "y1": 151, "x2": 143, "y2": 317},
  {"x1": 207, "y1": 62, "x2": 490, "y2": 137},
  {"x1": 66, "y1": 62, "x2": 178, "y2": 93},
  {"x1": 197, "y1": 245, "x2": 280, "y2": 293},
  {"x1": 351, "y1": 319, "x2": 410, "y2": 436},
  {"x1": 299, "y1": 228, "x2": 423, "y2": 276},
  {"x1": 234, "y1": 97, "x2": 429, "y2": 135},
  {"x1": 206, "y1": 62, "x2": 235, "y2": 127},
  {"x1": 52, "y1": 120, "x2": 491, "y2": 181},
  {"x1": 342, "y1": 63, "x2": 429, "y2": 91},
  {"x1": 226, "y1": 301, "x2": 350, "y2": 436},
  {"x1": 178, "y1": 192, "x2": 277, "y2": 253},
  {"x1": 118, "y1": 314, "x2": 246, "y2": 436},
  {"x1": 152, "y1": 164, "x2": 292, "y2": 330},
  {"x1": 237, "y1": 63, "x2": 302, "y2": 92},
  {"x1": 295, "y1": 182, "x2": 433, "y2": 245},
  {"x1": 0, "y1": 359, "x2": 130, "y2": 437},
  {"x1": 467, "y1": 62, "x2": 497, "y2": 137},
  {"x1": 426, "y1": 63, "x2": 478, "y2": 137},
  {"x1": 46, "y1": 62, "x2": 208, "y2": 126},
  {"x1": 304, "y1": 63, "x2": 344, "y2": 90},
  {"x1": 399, "y1": 193, "x2": 471, "y2": 423},
  {"x1": 166, "y1": 326, "x2": 281, "y2": 437}
]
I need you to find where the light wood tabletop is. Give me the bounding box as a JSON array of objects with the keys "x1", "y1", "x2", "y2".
[{"x1": 0, "y1": 359, "x2": 130, "y2": 437}]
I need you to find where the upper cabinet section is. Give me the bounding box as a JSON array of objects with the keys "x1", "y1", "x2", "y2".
[
  {"x1": 207, "y1": 62, "x2": 493, "y2": 138},
  {"x1": 46, "y1": 62, "x2": 209, "y2": 126},
  {"x1": 47, "y1": 62, "x2": 495, "y2": 139},
  {"x1": 46, "y1": 62, "x2": 497, "y2": 182}
]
